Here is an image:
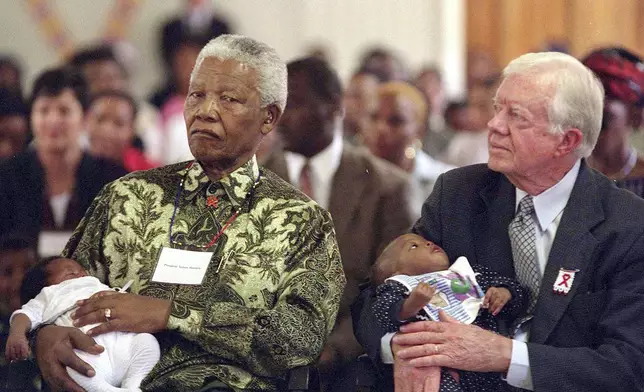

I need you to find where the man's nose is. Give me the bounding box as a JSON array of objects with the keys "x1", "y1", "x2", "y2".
[
  {"x1": 45, "y1": 111, "x2": 63, "y2": 125},
  {"x1": 374, "y1": 119, "x2": 388, "y2": 138},
  {"x1": 98, "y1": 122, "x2": 115, "y2": 135},
  {"x1": 487, "y1": 111, "x2": 508, "y2": 134},
  {"x1": 196, "y1": 98, "x2": 220, "y2": 122}
]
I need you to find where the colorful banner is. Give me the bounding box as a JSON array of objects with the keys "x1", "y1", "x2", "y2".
[
  {"x1": 103, "y1": 0, "x2": 143, "y2": 43},
  {"x1": 23, "y1": 0, "x2": 143, "y2": 59},
  {"x1": 24, "y1": 0, "x2": 75, "y2": 59}
]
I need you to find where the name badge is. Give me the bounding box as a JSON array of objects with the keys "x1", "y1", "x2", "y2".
[
  {"x1": 151, "y1": 247, "x2": 213, "y2": 285},
  {"x1": 553, "y1": 268, "x2": 578, "y2": 295}
]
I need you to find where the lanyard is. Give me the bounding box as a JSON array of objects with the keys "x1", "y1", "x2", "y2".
[{"x1": 168, "y1": 161, "x2": 260, "y2": 248}]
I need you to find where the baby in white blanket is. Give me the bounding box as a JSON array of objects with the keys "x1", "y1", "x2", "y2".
[{"x1": 5, "y1": 257, "x2": 160, "y2": 392}]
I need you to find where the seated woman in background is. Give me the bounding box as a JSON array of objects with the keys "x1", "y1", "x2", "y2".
[
  {"x1": 365, "y1": 81, "x2": 455, "y2": 219},
  {"x1": 0, "y1": 67, "x2": 127, "y2": 243},
  {"x1": 584, "y1": 47, "x2": 644, "y2": 198},
  {"x1": 69, "y1": 44, "x2": 165, "y2": 166},
  {"x1": 86, "y1": 91, "x2": 158, "y2": 172}
]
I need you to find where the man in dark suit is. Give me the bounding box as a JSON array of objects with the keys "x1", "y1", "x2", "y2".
[
  {"x1": 353, "y1": 51, "x2": 644, "y2": 391},
  {"x1": 264, "y1": 57, "x2": 412, "y2": 391}
]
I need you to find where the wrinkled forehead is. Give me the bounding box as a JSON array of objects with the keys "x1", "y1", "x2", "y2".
[
  {"x1": 191, "y1": 57, "x2": 259, "y2": 88},
  {"x1": 495, "y1": 74, "x2": 554, "y2": 110}
]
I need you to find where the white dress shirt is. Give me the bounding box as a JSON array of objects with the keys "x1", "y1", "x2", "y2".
[
  {"x1": 380, "y1": 160, "x2": 582, "y2": 391},
  {"x1": 442, "y1": 129, "x2": 489, "y2": 167},
  {"x1": 283, "y1": 131, "x2": 343, "y2": 210},
  {"x1": 49, "y1": 193, "x2": 71, "y2": 228},
  {"x1": 409, "y1": 150, "x2": 456, "y2": 219},
  {"x1": 505, "y1": 159, "x2": 580, "y2": 390}
]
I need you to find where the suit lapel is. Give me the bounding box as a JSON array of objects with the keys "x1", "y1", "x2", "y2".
[
  {"x1": 328, "y1": 145, "x2": 368, "y2": 238},
  {"x1": 472, "y1": 172, "x2": 517, "y2": 278},
  {"x1": 264, "y1": 145, "x2": 367, "y2": 237},
  {"x1": 530, "y1": 162, "x2": 604, "y2": 344}
]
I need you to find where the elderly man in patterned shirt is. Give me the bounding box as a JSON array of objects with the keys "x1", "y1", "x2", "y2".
[{"x1": 32, "y1": 34, "x2": 345, "y2": 392}]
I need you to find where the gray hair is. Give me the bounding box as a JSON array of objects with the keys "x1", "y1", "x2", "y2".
[
  {"x1": 191, "y1": 34, "x2": 288, "y2": 112},
  {"x1": 501, "y1": 52, "x2": 604, "y2": 158}
]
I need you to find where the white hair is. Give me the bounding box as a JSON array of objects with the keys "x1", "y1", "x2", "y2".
[
  {"x1": 502, "y1": 52, "x2": 605, "y2": 158},
  {"x1": 191, "y1": 34, "x2": 288, "y2": 112}
]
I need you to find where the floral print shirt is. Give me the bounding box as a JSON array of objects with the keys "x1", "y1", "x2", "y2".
[{"x1": 63, "y1": 156, "x2": 345, "y2": 391}]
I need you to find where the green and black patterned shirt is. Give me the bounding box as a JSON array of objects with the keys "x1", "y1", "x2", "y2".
[{"x1": 62, "y1": 156, "x2": 345, "y2": 391}]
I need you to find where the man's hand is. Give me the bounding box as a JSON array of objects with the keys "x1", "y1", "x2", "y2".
[
  {"x1": 393, "y1": 361, "x2": 441, "y2": 392},
  {"x1": 71, "y1": 293, "x2": 171, "y2": 337},
  {"x1": 36, "y1": 325, "x2": 104, "y2": 392},
  {"x1": 393, "y1": 311, "x2": 512, "y2": 372},
  {"x1": 482, "y1": 287, "x2": 512, "y2": 316},
  {"x1": 5, "y1": 332, "x2": 29, "y2": 361},
  {"x1": 392, "y1": 339, "x2": 441, "y2": 392},
  {"x1": 317, "y1": 344, "x2": 338, "y2": 374}
]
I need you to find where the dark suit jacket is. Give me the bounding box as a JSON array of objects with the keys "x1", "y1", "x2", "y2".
[
  {"x1": 0, "y1": 150, "x2": 127, "y2": 242},
  {"x1": 353, "y1": 161, "x2": 644, "y2": 392},
  {"x1": 264, "y1": 143, "x2": 413, "y2": 364}
]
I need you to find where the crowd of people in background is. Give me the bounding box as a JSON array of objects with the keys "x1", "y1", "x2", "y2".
[{"x1": 2, "y1": 1, "x2": 644, "y2": 391}]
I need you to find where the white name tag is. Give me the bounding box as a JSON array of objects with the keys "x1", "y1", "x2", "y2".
[{"x1": 151, "y1": 247, "x2": 214, "y2": 285}]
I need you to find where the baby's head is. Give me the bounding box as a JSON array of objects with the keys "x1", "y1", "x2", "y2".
[
  {"x1": 0, "y1": 234, "x2": 37, "y2": 313},
  {"x1": 371, "y1": 233, "x2": 449, "y2": 285},
  {"x1": 20, "y1": 257, "x2": 87, "y2": 305}
]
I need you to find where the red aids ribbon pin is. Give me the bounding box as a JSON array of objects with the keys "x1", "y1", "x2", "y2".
[{"x1": 553, "y1": 268, "x2": 578, "y2": 295}]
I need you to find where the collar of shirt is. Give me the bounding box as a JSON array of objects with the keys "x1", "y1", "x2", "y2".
[
  {"x1": 515, "y1": 159, "x2": 581, "y2": 231},
  {"x1": 413, "y1": 150, "x2": 456, "y2": 182},
  {"x1": 284, "y1": 130, "x2": 343, "y2": 206},
  {"x1": 183, "y1": 155, "x2": 260, "y2": 209}
]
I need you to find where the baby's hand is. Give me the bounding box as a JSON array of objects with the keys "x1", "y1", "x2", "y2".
[
  {"x1": 5, "y1": 333, "x2": 30, "y2": 361},
  {"x1": 399, "y1": 282, "x2": 437, "y2": 320},
  {"x1": 409, "y1": 282, "x2": 436, "y2": 303},
  {"x1": 483, "y1": 287, "x2": 511, "y2": 316}
]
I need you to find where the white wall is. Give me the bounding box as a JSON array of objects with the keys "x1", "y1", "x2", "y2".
[{"x1": 0, "y1": 0, "x2": 464, "y2": 99}]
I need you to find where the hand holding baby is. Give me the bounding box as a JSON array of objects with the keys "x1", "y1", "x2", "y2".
[{"x1": 72, "y1": 292, "x2": 172, "y2": 337}]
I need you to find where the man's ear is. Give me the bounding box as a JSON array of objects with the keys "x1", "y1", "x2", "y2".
[
  {"x1": 260, "y1": 104, "x2": 282, "y2": 135},
  {"x1": 556, "y1": 128, "x2": 583, "y2": 156}
]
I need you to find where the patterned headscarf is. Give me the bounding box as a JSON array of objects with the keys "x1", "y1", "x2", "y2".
[{"x1": 582, "y1": 47, "x2": 644, "y2": 107}]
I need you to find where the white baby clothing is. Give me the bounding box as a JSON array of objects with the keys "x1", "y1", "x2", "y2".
[{"x1": 11, "y1": 276, "x2": 160, "y2": 392}]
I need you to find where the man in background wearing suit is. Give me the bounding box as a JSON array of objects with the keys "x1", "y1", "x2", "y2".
[
  {"x1": 353, "y1": 51, "x2": 644, "y2": 391},
  {"x1": 264, "y1": 57, "x2": 412, "y2": 391}
]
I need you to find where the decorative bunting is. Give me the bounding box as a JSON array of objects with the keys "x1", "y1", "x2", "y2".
[
  {"x1": 24, "y1": 0, "x2": 75, "y2": 59},
  {"x1": 23, "y1": 0, "x2": 143, "y2": 60},
  {"x1": 103, "y1": 0, "x2": 143, "y2": 43}
]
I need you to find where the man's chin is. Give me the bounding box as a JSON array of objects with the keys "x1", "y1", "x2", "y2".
[{"x1": 487, "y1": 158, "x2": 504, "y2": 173}]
